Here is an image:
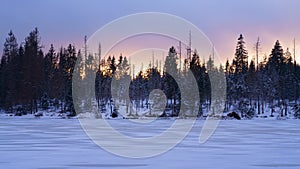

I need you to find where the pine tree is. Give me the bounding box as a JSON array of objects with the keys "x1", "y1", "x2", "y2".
[
  {"x1": 44, "y1": 44, "x2": 56, "y2": 99},
  {"x1": 234, "y1": 34, "x2": 248, "y2": 74},
  {"x1": 3, "y1": 30, "x2": 18, "y2": 63},
  {"x1": 268, "y1": 40, "x2": 285, "y2": 73},
  {"x1": 1, "y1": 30, "x2": 18, "y2": 112},
  {"x1": 231, "y1": 34, "x2": 249, "y2": 101},
  {"x1": 284, "y1": 48, "x2": 297, "y2": 102},
  {"x1": 23, "y1": 28, "x2": 44, "y2": 113},
  {"x1": 57, "y1": 44, "x2": 77, "y2": 115},
  {"x1": 206, "y1": 55, "x2": 214, "y2": 73},
  {"x1": 164, "y1": 46, "x2": 178, "y2": 74},
  {"x1": 0, "y1": 54, "x2": 8, "y2": 109},
  {"x1": 164, "y1": 46, "x2": 180, "y2": 116},
  {"x1": 267, "y1": 40, "x2": 285, "y2": 103},
  {"x1": 245, "y1": 59, "x2": 256, "y2": 106}
]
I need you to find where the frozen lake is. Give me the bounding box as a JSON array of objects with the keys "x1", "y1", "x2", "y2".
[{"x1": 1, "y1": 119, "x2": 300, "y2": 169}]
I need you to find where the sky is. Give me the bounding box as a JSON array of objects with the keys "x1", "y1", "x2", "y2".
[{"x1": 1, "y1": 0, "x2": 300, "y2": 64}]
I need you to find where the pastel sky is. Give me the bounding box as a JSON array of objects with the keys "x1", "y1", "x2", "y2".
[{"x1": 1, "y1": 0, "x2": 300, "y2": 64}]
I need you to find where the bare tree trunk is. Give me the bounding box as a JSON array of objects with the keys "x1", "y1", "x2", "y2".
[
  {"x1": 258, "y1": 96, "x2": 260, "y2": 115},
  {"x1": 261, "y1": 99, "x2": 264, "y2": 114}
]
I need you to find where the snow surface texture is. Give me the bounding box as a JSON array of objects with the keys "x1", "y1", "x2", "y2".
[{"x1": 1, "y1": 119, "x2": 300, "y2": 169}]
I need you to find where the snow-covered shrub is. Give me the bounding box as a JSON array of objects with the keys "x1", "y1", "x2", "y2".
[
  {"x1": 246, "y1": 107, "x2": 255, "y2": 119},
  {"x1": 34, "y1": 111, "x2": 43, "y2": 118},
  {"x1": 41, "y1": 93, "x2": 49, "y2": 110},
  {"x1": 111, "y1": 107, "x2": 119, "y2": 118},
  {"x1": 15, "y1": 106, "x2": 26, "y2": 116},
  {"x1": 293, "y1": 104, "x2": 300, "y2": 119},
  {"x1": 227, "y1": 112, "x2": 241, "y2": 120},
  {"x1": 238, "y1": 100, "x2": 255, "y2": 119}
]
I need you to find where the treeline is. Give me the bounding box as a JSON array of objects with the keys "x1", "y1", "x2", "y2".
[
  {"x1": 94, "y1": 34, "x2": 300, "y2": 118},
  {"x1": 0, "y1": 28, "x2": 299, "y2": 118},
  {"x1": 225, "y1": 35, "x2": 299, "y2": 118},
  {"x1": 0, "y1": 28, "x2": 76, "y2": 116},
  {"x1": 94, "y1": 46, "x2": 197, "y2": 117}
]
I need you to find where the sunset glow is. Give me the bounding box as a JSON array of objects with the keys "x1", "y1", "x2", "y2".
[{"x1": 1, "y1": 0, "x2": 300, "y2": 65}]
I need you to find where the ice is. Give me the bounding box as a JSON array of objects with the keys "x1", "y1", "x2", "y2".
[{"x1": 1, "y1": 119, "x2": 300, "y2": 169}]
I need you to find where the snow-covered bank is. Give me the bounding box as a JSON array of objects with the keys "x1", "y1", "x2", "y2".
[{"x1": 1, "y1": 112, "x2": 300, "y2": 121}]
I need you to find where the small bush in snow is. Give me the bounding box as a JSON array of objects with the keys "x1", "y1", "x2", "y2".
[
  {"x1": 238, "y1": 100, "x2": 255, "y2": 119},
  {"x1": 293, "y1": 104, "x2": 300, "y2": 119}
]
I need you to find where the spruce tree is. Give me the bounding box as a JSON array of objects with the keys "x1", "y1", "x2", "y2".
[{"x1": 2, "y1": 30, "x2": 18, "y2": 112}]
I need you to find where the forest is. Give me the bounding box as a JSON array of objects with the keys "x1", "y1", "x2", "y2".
[{"x1": 0, "y1": 28, "x2": 299, "y2": 119}]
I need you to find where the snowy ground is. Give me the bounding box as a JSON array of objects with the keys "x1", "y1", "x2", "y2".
[{"x1": 1, "y1": 119, "x2": 300, "y2": 169}]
